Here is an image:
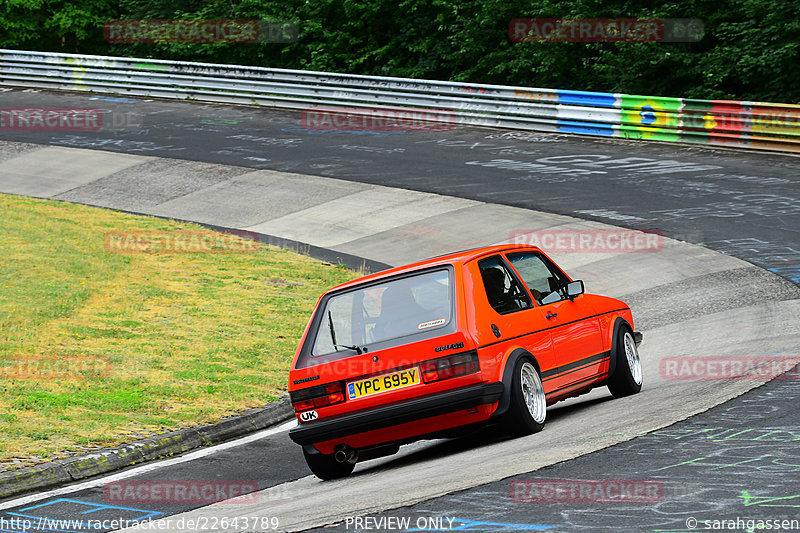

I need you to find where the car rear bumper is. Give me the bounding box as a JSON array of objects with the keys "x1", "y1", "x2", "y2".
[{"x1": 288, "y1": 382, "x2": 504, "y2": 446}]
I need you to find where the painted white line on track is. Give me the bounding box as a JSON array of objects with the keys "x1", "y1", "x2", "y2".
[{"x1": 0, "y1": 419, "x2": 297, "y2": 511}]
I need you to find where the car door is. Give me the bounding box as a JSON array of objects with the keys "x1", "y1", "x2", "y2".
[
  {"x1": 473, "y1": 255, "x2": 558, "y2": 394},
  {"x1": 505, "y1": 251, "x2": 605, "y2": 394}
]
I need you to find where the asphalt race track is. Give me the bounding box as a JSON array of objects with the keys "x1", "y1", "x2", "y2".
[
  {"x1": 2, "y1": 88, "x2": 800, "y2": 284},
  {"x1": 308, "y1": 372, "x2": 800, "y2": 532},
  {"x1": 1, "y1": 87, "x2": 800, "y2": 532}
]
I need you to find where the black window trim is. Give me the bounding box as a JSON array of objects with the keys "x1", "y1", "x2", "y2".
[
  {"x1": 297, "y1": 264, "x2": 458, "y2": 367},
  {"x1": 477, "y1": 254, "x2": 535, "y2": 316},
  {"x1": 503, "y1": 250, "x2": 574, "y2": 307}
]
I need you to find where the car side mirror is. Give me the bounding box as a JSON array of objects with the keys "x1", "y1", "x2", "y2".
[{"x1": 566, "y1": 280, "x2": 584, "y2": 300}]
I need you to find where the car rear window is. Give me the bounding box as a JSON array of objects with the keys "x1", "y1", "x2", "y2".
[{"x1": 302, "y1": 269, "x2": 453, "y2": 367}]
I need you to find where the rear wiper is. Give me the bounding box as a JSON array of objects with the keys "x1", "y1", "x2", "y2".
[
  {"x1": 328, "y1": 310, "x2": 367, "y2": 354},
  {"x1": 336, "y1": 343, "x2": 367, "y2": 354}
]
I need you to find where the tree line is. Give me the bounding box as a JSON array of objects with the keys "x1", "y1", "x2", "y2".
[{"x1": 1, "y1": 0, "x2": 797, "y2": 102}]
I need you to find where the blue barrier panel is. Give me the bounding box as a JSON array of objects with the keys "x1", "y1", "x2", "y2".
[
  {"x1": 557, "y1": 90, "x2": 618, "y2": 108},
  {"x1": 556, "y1": 120, "x2": 616, "y2": 136}
]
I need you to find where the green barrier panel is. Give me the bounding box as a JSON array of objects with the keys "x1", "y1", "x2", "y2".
[{"x1": 619, "y1": 95, "x2": 682, "y2": 141}]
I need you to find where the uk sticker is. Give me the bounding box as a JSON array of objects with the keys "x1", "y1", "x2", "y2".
[
  {"x1": 418, "y1": 318, "x2": 446, "y2": 330},
  {"x1": 299, "y1": 410, "x2": 319, "y2": 422}
]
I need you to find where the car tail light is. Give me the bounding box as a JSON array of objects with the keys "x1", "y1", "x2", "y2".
[
  {"x1": 420, "y1": 351, "x2": 480, "y2": 383},
  {"x1": 291, "y1": 382, "x2": 345, "y2": 412}
]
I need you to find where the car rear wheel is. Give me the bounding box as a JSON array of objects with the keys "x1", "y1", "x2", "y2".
[
  {"x1": 607, "y1": 328, "x2": 643, "y2": 398},
  {"x1": 503, "y1": 359, "x2": 546, "y2": 436},
  {"x1": 303, "y1": 448, "x2": 356, "y2": 480}
]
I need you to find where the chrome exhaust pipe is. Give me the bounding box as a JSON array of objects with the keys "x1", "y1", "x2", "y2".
[{"x1": 334, "y1": 445, "x2": 357, "y2": 464}]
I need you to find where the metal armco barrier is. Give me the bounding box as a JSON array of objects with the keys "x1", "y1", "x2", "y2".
[{"x1": 1, "y1": 49, "x2": 799, "y2": 153}]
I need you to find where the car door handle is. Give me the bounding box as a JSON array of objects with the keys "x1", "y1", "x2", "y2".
[{"x1": 546, "y1": 313, "x2": 558, "y2": 320}]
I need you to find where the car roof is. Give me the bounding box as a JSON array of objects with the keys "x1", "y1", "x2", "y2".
[{"x1": 325, "y1": 244, "x2": 542, "y2": 293}]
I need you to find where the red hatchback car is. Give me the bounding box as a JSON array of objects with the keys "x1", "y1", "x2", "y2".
[{"x1": 288, "y1": 245, "x2": 642, "y2": 479}]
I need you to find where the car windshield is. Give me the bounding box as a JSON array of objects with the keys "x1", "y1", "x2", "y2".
[{"x1": 311, "y1": 269, "x2": 452, "y2": 359}]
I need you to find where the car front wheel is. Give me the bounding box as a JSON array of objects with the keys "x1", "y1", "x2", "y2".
[
  {"x1": 503, "y1": 359, "x2": 546, "y2": 436},
  {"x1": 607, "y1": 328, "x2": 643, "y2": 398}
]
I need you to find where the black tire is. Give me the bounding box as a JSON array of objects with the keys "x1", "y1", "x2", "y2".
[
  {"x1": 607, "y1": 328, "x2": 643, "y2": 398},
  {"x1": 303, "y1": 449, "x2": 356, "y2": 480},
  {"x1": 502, "y1": 358, "x2": 546, "y2": 437}
]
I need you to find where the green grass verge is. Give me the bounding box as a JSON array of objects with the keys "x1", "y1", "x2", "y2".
[{"x1": 0, "y1": 193, "x2": 358, "y2": 470}]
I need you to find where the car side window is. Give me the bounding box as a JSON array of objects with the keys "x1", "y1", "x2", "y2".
[
  {"x1": 478, "y1": 256, "x2": 532, "y2": 314},
  {"x1": 506, "y1": 252, "x2": 571, "y2": 305}
]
